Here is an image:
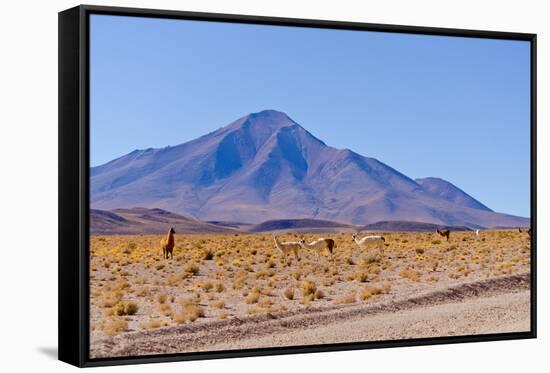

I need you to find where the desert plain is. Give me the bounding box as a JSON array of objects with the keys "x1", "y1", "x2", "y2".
[{"x1": 89, "y1": 229, "x2": 531, "y2": 358}]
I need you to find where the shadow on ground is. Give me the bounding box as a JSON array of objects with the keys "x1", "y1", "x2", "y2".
[{"x1": 37, "y1": 346, "x2": 58, "y2": 360}]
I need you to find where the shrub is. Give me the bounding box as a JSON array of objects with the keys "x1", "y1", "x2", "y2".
[
  {"x1": 283, "y1": 286, "x2": 295, "y2": 300},
  {"x1": 232, "y1": 273, "x2": 248, "y2": 290},
  {"x1": 415, "y1": 248, "x2": 425, "y2": 254},
  {"x1": 301, "y1": 280, "x2": 317, "y2": 297},
  {"x1": 210, "y1": 300, "x2": 225, "y2": 309},
  {"x1": 245, "y1": 291, "x2": 260, "y2": 304},
  {"x1": 112, "y1": 301, "x2": 138, "y2": 316},
  {"x1": 202, "y1": 248, "x2": 214, "y2": 260},
  {"x1": 98, "y1": 291, "x2": 123, "y2": 308},
  {"x1": 355, "y1": 271, "x2": 369, "y2": 283},
  {"x1": 314, "y1": 289, "x2": 325, "y2": 299},
  {"x1": 173, "y1": 300, "x2": 205, "y2": 324},
  {"x1": 359, "y1": 284, "x2": 389, "y2": 301},
  {"x1": 199, "y1": 281, "x2": 214, "y2": 292},
  {"x1": 158, "y1": 303, "x2": 172, "y2": 316},
  {"x1": 400, "y1": 268, "x2": 421, "y2": 282},
  {"x1": 214, "y1": 281, "x2": 225, "y2": 293},
  {"x1": 184, "y1": 263, "x2": 200, "y2": 275},
  {"x1": 103, "y1": 318, "x2": 128, "y2": 336},
  {"x1": 122, "y1": 242, "x2": 136, "y2": 254},
  {"x1": 291, "y1": 270, "x2": 302, "y2": 280},
  {"x1": 156, "y1": 293, "x2": 167, "y2": 304},
  {"x1": 359, "y1": 252, "x2": 381, "y2": 265}
]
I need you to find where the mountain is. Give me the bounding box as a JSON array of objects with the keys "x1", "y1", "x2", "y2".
[
  {"x1": 415, "y1": 177, "x2": 492, "y2": 212},
  {"x1": 91, "y1": 110, "x2": 529, "y2": 229},
  {"x1": 90, "y1": 208, "x2": 239, "y2": 235}
]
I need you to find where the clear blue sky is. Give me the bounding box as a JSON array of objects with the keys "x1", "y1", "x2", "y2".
[{"x1": 90, "y1": 14, "x2": 531, "y2": 217}]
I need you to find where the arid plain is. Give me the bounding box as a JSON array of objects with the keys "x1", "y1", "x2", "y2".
[{"x1": 89, "y1": 229, "x2": 531, "y2": 358}]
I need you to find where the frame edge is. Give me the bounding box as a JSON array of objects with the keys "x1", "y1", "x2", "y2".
[{"x1": 58, "y1": 5, "x2": 85, "y2": 368}]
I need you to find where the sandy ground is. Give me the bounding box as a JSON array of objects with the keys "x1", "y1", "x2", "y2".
[
  {"x1": 90, "y1": 272, "x2": 530, "y2": 358},
  {"x1": 211, "y1": 291, "x2": 529, "y2": 351}
]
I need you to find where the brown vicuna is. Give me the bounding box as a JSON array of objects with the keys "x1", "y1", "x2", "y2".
[
  {"x1": 436, "y1": 228, "x2": 450, "y2": 241},
  {"x1": 160, "y1": 227, "x2": 176, "y2": 259},
  {"x1": 299, "y1": 238, "x2": 336, "y2": 260}
]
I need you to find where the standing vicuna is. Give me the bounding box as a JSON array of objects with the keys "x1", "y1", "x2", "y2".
[
  {"x1": 436, "y1": 228, "x2": 451, "y2": 241},
  {"x1": 299, "y1": 238, "x2": 336, "y2": 260},
  {"x1": 160, "y1": 227, "x2": 176, "y2": 259},
  {"x1": 273, "y1": 234, "x2": 301, "y2": 261},
  {"x1": 352, "y1": 234, "x2": 385, "y2": 253}
]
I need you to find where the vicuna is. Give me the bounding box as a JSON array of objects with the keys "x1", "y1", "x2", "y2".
[
  {"x1": 352, "y1": 234, "x2": 385, "y2": 253},
  {"x1": 299, "y1": 238, "x2": 336, "y2": 260},
  {"x1": 160, "y1": 227, "x2": 176, "y2": 259},
  {"x1": 273, "y1": 235, "x2": 301, "y2": 261},
  {"x1": 436, "y1": 228, "x2": 450, "y2": 241}
]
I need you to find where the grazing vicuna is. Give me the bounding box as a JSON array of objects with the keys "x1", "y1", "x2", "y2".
[
  {"x1": 436, "y1": 228, "x2": 450, "y2": 241},
  {"x1": 273, "y1": 235, "x2": 301, "y2": 261},
  {"x1": 518, "y1": 227, "x2": 532, "y2": 238},
  {"x1": 352, "y1": 234, "x2": 385, "y2": 253},
  {"x1": 160, "y1": 227, "x2": 176, "y2": 259},
  {"x1": 299, "y1": 238, "x2": 336, "y2": 260}
]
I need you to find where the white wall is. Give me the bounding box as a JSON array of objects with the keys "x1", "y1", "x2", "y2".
[{"x1": 0, "y1": 0, "x2": 547, "y2": 371}]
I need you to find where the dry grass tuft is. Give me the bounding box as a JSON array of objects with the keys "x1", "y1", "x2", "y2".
[
  {"x1": 400, "y1": 268, "x2": 421, "y2": 282},
  {"x1": 173, "y1": 300, "x2": 205, "y2": 324},
  {"x1": 245, "y1": 290, "x2": 261, "y2": 304},
  {"x1": 209, "y1": 300, "x2": 225, "y2": 309},
  {"x1": 283, "y1": 286, "x2": 295, "y2": 300},
  {"x1": 103, "y1": 318, "x2": 128, "y2": 336},
  {"x1": 184, "y1": 263, "x2": 200, "y2": 275},
  {"x1": 314, "y1": 289, "x2": 326, "y2": 299},
  {"x1": 98, "y1": 291, "x2": 123, "y2": 308},
  {"x1": 112, "y1": 301, "x2": 139, "y2": 316},
  {"x1": 301, "y1": 280, "x2": 317, "y2": 297}
]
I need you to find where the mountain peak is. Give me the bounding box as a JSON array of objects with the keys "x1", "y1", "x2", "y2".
[
  {"x1": 229, "y1": 109, "x2": 298, "y2": 132},
  {"x1": 249, "y1": 109, "x2": 292, "y2": 120}
]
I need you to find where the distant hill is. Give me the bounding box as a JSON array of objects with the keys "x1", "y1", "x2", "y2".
[
  {"x1": 90, "y1": 208, "x2": 238, "y2": 235},
  {"x1": 91, "y1": 109, "x2": 529, "y2": 228},
  {"x1": 206, "y1": 221, "x2": 252, "y2": 229},
  {"x1": 91, "y1": 207, "x2": 526, "y2": 235},
  {"x1": 248, "y1": 218, "x2": 355, "y2": 233},
  {"x1": 361, "y1": 220, "x2": 476, "y2": 232}
]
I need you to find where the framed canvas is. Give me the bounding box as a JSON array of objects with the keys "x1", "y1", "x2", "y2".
[{"x1": 58, "y1": 4, "x2": 537, "y2": 367}]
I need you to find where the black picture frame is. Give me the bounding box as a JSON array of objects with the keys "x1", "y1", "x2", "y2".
[{"x1": 58, "y1": 4, "x2": 537, "y2": 367}]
